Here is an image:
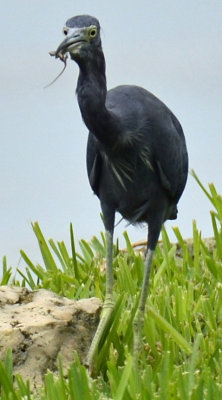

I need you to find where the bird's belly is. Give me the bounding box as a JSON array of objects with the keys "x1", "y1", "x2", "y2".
[
  {"x1": 99, "y1": 164, "x2": 169, "y2": 224},
  {"x1": 117, "y1": 187, "x2": 164, "y2": 223}
]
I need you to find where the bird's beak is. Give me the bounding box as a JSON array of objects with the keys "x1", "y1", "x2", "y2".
[{"x1": 54, "y1": 27, "x2": 90, "y2": 57}]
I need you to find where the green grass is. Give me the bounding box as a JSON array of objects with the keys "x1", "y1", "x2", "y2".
[{"x1": 1, "y1": 172, "x2": 222, "y2": 399}]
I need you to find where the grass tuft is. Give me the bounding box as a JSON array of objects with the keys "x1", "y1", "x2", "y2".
[{"x1": 1, "y1": 173, "x2": 222, "y2": 398}]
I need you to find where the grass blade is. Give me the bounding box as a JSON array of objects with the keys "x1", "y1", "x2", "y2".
[
  {"x1": 70, "y1": 223, "x2": 79, "y2": 279},
  {"x1": 114, "y1": 355, "x2": 133, "y2": 400},
  {"x1": 148, "y1": 306, "x2": 192, "y2": 354},
  {"x1": 32, "y1": 222, "x2": 58, "y2": 271}
]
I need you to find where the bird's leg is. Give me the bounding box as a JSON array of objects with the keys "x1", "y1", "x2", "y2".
[
  {"x1": 133, "y1": 213, "x2": 164, "y2": 362},
  {"x1": 133, "y1": 248, "x2": 154, "y2": 358},
  {"x1": 86, "y1": 229, "x2": 114, "y2": 373}
]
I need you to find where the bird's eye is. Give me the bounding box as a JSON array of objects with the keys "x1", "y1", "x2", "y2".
[
  {"x1": 89, "y1": 27, "x2": 97, "y2": 38},
  {"x1": 63, "y1": 27, "x2": 68, "y2": 36}
]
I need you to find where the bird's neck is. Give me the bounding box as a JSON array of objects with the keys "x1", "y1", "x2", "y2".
[{"x1": 76, "y1": 50, "x2": 121, "y2": 149}]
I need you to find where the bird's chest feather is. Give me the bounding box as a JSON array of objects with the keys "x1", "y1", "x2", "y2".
[{"x1": 98, "y1": 146, "x2": 156, "y2": 203}]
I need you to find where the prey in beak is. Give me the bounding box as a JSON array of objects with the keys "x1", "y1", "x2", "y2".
[{"x1": 45, "y1": 23, "x2": 98, "y2": 88}]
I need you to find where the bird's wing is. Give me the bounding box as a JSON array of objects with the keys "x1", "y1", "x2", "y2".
[
  {"x1": 86, "y1": 133, "x2": 102, "y2": 196},
  {"x1": 150, "y1": 112, "x2": 188, "y2": 203}
]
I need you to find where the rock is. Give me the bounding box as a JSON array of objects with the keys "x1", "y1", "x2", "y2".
[{"x1": 0, "y1": 286, "x2": 102, "y2": 388}]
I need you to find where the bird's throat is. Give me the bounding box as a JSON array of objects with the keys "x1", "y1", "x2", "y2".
[{"x1": 76, "y1": 55, "x2": 121, "y2": 148}]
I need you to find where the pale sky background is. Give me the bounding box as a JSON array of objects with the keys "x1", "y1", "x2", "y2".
[{"x1": 1, "y1": 0, "x2": 222, "y2": 275}]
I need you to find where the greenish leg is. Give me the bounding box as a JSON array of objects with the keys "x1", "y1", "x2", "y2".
[
  {"x1": 133, "y1": 249, "x2": 154, "y2": 360},
  {"x1": 86, "y1": 230, "x2": 114, "y2": 373}
]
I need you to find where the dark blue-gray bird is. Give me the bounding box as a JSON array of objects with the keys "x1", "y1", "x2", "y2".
[{"x1": 52, "y1": 15, "x2": 188, "y2": 373}]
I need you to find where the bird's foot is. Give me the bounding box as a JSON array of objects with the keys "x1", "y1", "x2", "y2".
[{"x1": 85, "y1": 300, "x2": 114, "y2": 375}]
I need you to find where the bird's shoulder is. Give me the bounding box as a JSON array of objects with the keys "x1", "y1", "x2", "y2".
[
  {"x1": 105, "y1": 84, "x2": 179, "y2": 145},
  {"x1": 106, "y1": 84, "x2": 166, "y2": 117}
]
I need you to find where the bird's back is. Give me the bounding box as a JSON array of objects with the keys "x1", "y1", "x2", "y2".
[{"x1": 87, "y1": 85, "x2": 188, "y2": 224}]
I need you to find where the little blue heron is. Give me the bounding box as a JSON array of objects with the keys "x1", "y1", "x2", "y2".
[{"x1": 51, "y1": 15, "x2": 188, "y2": 373}]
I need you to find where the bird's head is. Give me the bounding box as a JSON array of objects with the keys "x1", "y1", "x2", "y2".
[{"x1": 54, "y1": 15, "x2": 101, "y2": 62}]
